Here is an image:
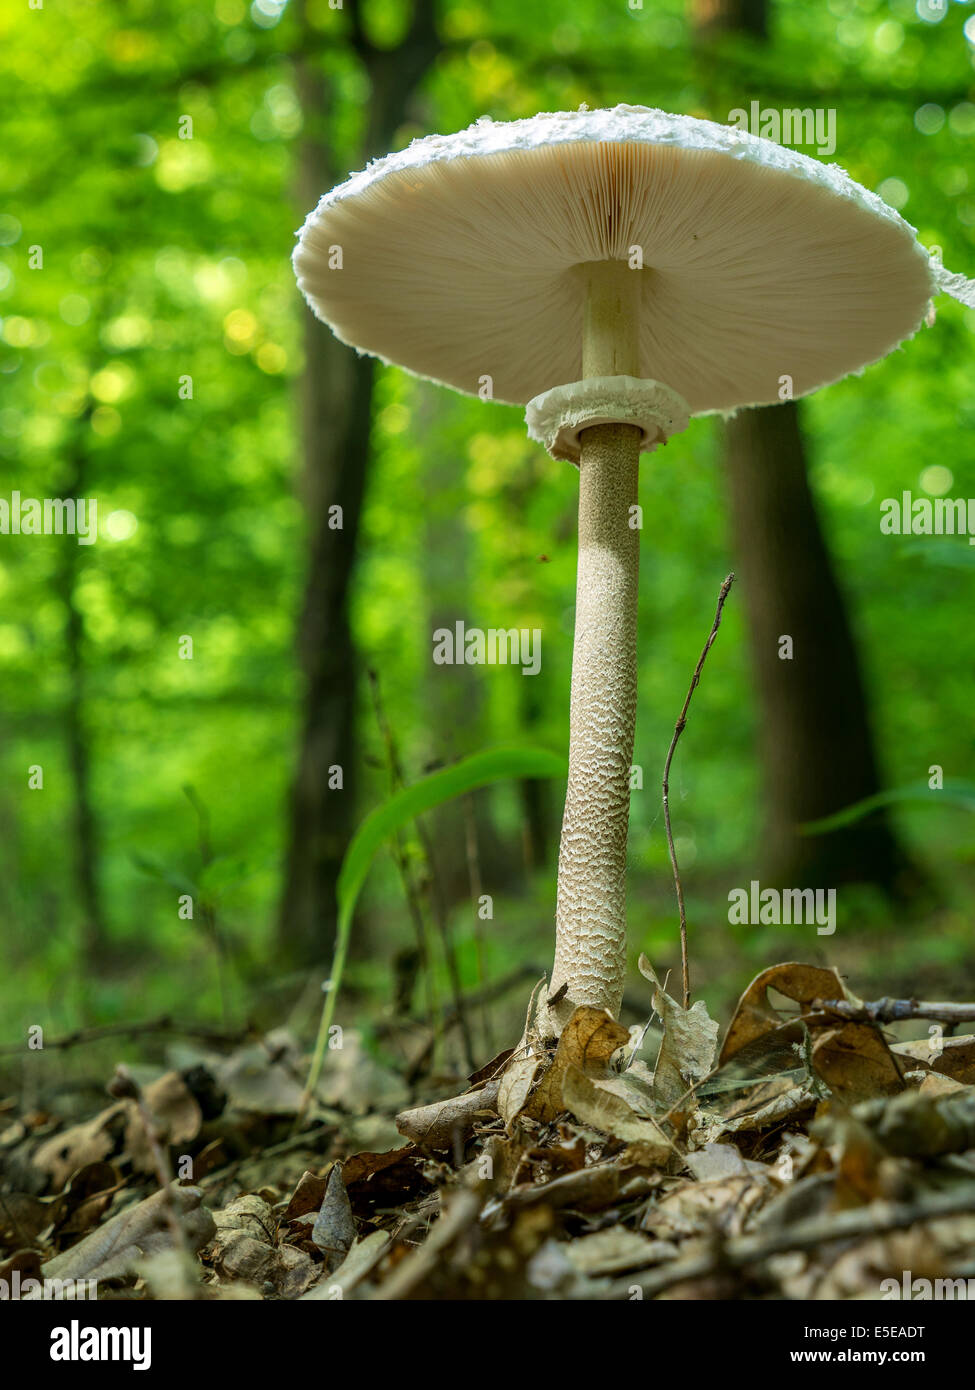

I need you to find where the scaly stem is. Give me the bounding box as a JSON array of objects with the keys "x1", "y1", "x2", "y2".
[{"x1": 549, "y1": 262, "x2": 642, "y2": 1026}]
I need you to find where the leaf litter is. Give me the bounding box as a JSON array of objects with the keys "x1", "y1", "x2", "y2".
[{"x1": 6, "y1": 966, "x2": 975, "y2": 1300}]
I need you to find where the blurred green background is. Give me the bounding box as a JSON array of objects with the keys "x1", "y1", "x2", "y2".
[{"x1": 1, "y1": 0, "x2": 973, "y2": 1064}]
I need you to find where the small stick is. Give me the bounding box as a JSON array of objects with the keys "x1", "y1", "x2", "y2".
[
  {"x1": 815, "y1": 997, "x2": 975, "y2": 1026},
  {"x1": 604, "y1": 1182, "x2": 975, "y2": 1301},
  {"x1": 0, "y1": 1016, "x2": 253, "y2": 1058},
  {"x1": 662, "y1": 573, "x2": 735, "y2": 1009}
]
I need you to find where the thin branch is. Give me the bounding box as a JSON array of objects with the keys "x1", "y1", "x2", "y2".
[
  {"x1": 0, "y1": 1016, "x2": 253, "y2": 1059},
  {"x1": 603, "y1": 1183, "x2": 975, "y2": 1300},
  {"x1": 662, "y1": 573, "x2": 735, "y2": 1010},
  {"x1": 816, "y1": 997, "x2": 975, "y2": 1026}
]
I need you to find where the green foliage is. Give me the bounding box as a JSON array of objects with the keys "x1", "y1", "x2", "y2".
[
  {"x1": 803, "y1": 781, "x2": 975, "y2": 835},
  {"x1": 1, "y1": 0, "x2": 974, "y2": 1036},
  {"x1": 304, "y1": 744, "x2": 566, "y2": 1103}
]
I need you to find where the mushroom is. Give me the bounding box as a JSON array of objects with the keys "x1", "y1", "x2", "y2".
[{"x1": 293, "y1": 105, "x2": 973, "y2": 1034}]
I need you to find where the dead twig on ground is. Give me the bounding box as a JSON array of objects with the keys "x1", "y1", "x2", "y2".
[
  {"x1": 605, "y1": 1183, "x2": 975, "y2": 1300},
  {"x1": 815, "y1": 997, "x2": 975, "y2": 1026},
  {"x1": 0, "y1": 1015, "x2": 254, "y2": 1058}
]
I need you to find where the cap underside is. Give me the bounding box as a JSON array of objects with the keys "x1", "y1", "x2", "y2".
[{"x1": 294, "y1": 121, "x2": 936, "y2": 414}]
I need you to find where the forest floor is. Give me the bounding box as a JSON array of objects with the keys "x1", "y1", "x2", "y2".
[{"x1": 4, "y1": 934, "x2": 975, "y2": 1302}]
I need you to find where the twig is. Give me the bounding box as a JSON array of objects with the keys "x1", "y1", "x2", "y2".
[
  {"x1": 200, "y1": 1121, "x2": 336, "y2": 1188},
  {"x1": 373, "y1": 1189, "x2": 485, "y2": 1301},
  {"x1": 603, "y1": 1183, "x2": 975, "y2": 1300},
  {"x1": 0, "y1": 1015, "x2": 254, "y2": 1058},
  {"x1": 662, "y1": 572, "x2": 735, "y2": 1009},
  {"x1": 815, "y1": 997, "x2": 975, "y2": 1026}
]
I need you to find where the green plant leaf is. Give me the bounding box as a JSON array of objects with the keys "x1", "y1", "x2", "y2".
[
  {"x1": 801, "y1": 780, "x2": 975, "y2": 836},
  {"x1": 299, "y1": 745, "x2": 567, "y2": 1114}
]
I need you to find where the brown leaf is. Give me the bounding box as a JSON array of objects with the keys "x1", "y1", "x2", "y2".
[
  {"x1": 395, "y1": 1080, "x2": 500, "y2": 1150},
  {"x1": 812, "y1": 1023, "x2": 906, "y2": 1102},
  {"x1": 282, "y1": 1170, "x2": 327, "y2": 1222},
  {"x1": 126, "y1": 1071, "x2": 203, "y2": 1173},
  {"x1": 719, "y1": 962, "x2": 851, "y2": 1064},
  {"x1": 49, "y1": 1162, "x2": 120, "y2": 1242},
  {"x1": 468, "y1": 1048, "x2": 514, "y2": 1087},
  {"x1": 311, "y1": 1164, "x2": 356, "y2": 1273},
  {"x1": 498, "y1": 1051, "x2": 544, "y2": 1129},
  {"x1": 638, "y1": 956, "x2": 718, "y2": 1110},
  {"x1": 561, "y1": 1067, "x2": 673, "y2": 1160},
  {"x1": 0, "y1": 1193, "x2": 49, "y2": 1247},
  {"x1": 505, "y1": 1162, "x2": 629, "y2": 1212},
  {"x1": 525, "y1": 1006, "x2": 631, "y2": 1123},
  {"x1": 43, "y1": 1184, "x2": 214, "y2": 1284},
  {"x1": 892, "y1": 1033, "x2": 975, "y2": 1083},
  {"x1": 342, "y1": 1145, "x2": 415, "y2": 1187},
  {"x1": 32, "y1": 1107, "x2": 125, "y2": 1190}
]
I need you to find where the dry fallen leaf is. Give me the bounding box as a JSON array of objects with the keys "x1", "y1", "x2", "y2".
[
  {"x1": 811, "y1": 1022, "x2": 906, "y2": 1102},
  {"x1": 311, "y1": 1164, "x2": 356, "y2": 1272},
  {"x1": 525, "y1": 1006, "x2": 631, "y2": 1123},
  {"x1": 560, "y1": 1067, "x2": 673, "y2": 1161},
  {"x1": 638, "y1": 956, "x2": 719, "y2": 1110},
  {"x1": 396, "y1": 1079, "x2": 500, "y2": 1149},
  {"x1": 43, "y1": 1184, "x2": 214, "y2": 1285},
  {"x1": 892, "y1": 1033, "x2": 975, "y2": 1083},
  {"x1": 719, "y1": 962, "x2": 850, "y2": 1065}
]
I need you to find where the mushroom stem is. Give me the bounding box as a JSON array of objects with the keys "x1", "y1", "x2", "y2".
[{"x1": 549, "y1": 261, "x2": 642, "y2": 1025}]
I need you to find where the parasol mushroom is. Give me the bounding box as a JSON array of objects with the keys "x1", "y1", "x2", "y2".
[{"x1": 293, "y1": 104, "x2": 973, "y2": 1036}]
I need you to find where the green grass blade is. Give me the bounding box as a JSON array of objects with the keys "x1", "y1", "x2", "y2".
[
  {"x1": 299, "y1": 745, "x2": 567, "y2": 1114},
  {"x1": 801, "y1": 780, "x2": 975, "y2": 836}
]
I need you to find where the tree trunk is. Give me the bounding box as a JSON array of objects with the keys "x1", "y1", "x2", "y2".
[
  {"x1": 58, "y1": 426, "x2": 107, "y2": 972},
  {"x1": 278, "y1": 1, "x2": 440, "y2": 966},
  {"x1": 724, "y1": 404, "x2": 915, "y2": 890},
  {"x1": 692, "y1": 0, "x2": 917, "y2": 894}
]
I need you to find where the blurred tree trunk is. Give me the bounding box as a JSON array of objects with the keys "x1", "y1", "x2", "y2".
[
  {"x1": 724, "y1": 405, "x2": 913, "y2": 888},
  {"x1": 278, "y1": 0, "x2": 440, "y2": 966},
  {"x1": 418, "y1": 385, "x2": 510, "y2": 903},
  {"x1": 58, "y1": 422, "x2": 107, "y2": 970},
  {"x1": 691, "y1": 0, "x2": 916, "y2": 893}
]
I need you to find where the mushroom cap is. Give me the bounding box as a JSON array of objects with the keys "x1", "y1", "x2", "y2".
[{"x1": 293, "y1": 105, "x2": 939, "y2": 415}]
